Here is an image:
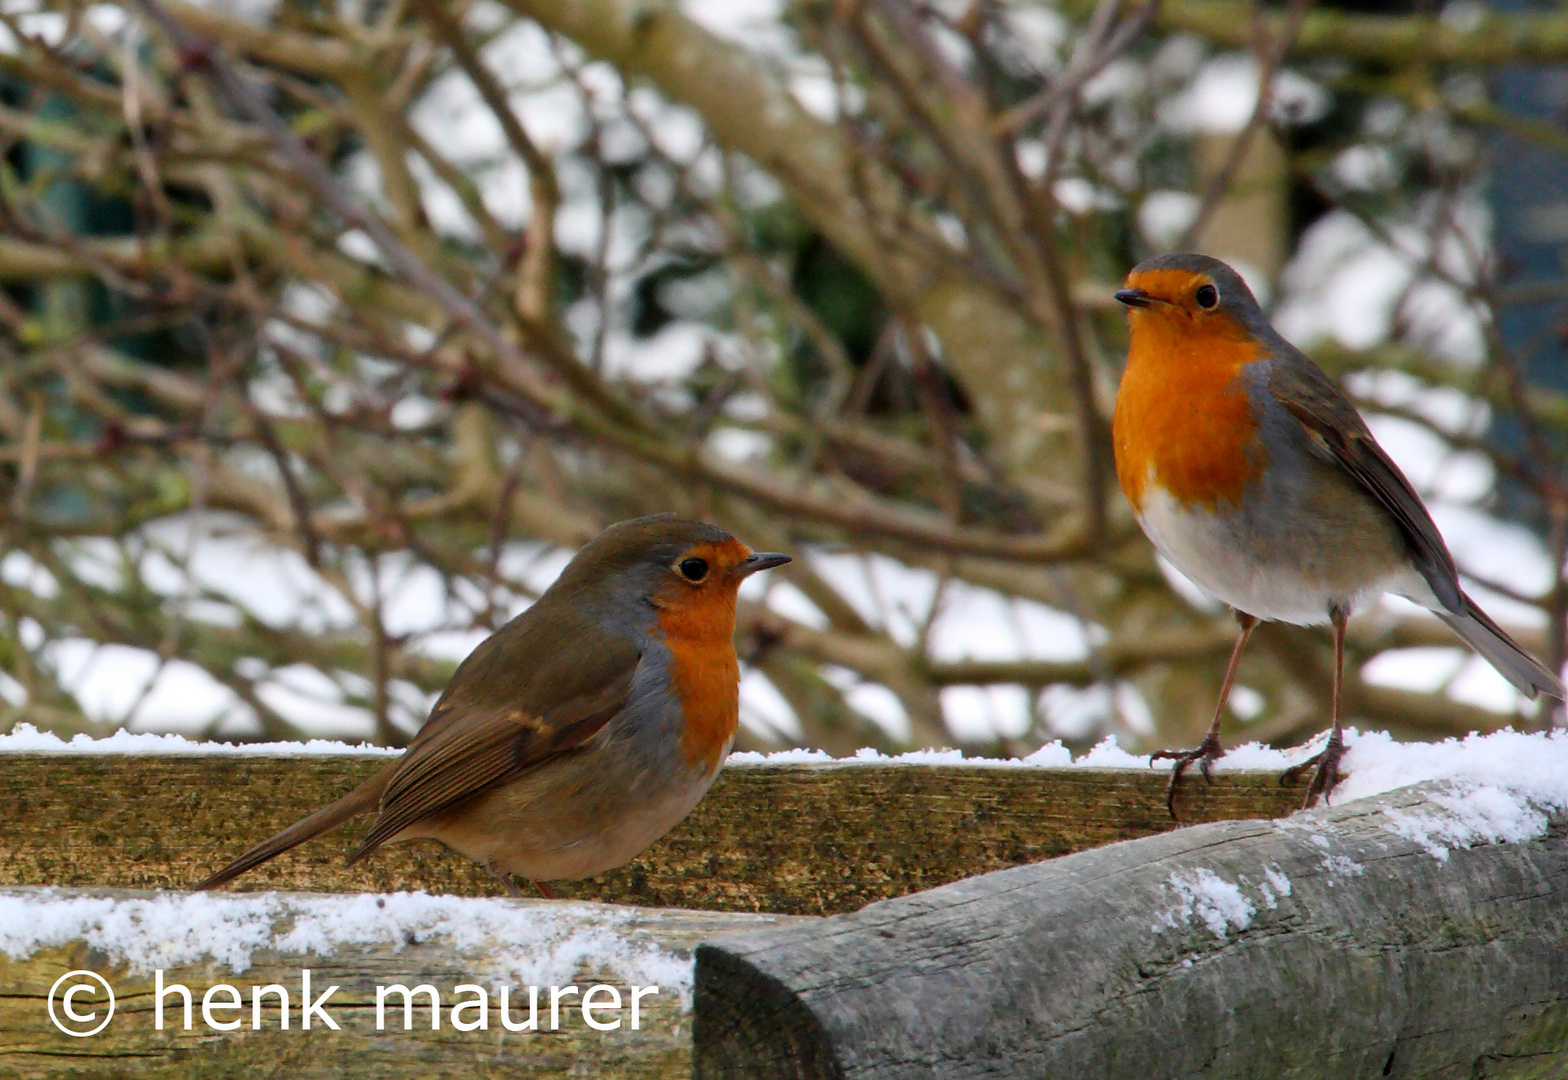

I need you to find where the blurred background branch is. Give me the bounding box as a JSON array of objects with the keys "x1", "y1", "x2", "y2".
[{"x1": 0, "y1": 0, "x2": 1563, "y2": 756}]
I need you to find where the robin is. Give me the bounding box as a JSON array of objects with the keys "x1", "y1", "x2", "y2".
[
  {"x1": 195, "y1": 514, "x2": 790, "y2": 895},
  {"x1": 1113, "y1": 253, "x2": 1563, "y2": 811}
]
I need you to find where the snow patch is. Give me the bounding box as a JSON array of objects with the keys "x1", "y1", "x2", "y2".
[
  {"x1": 0, "y1": 891, "x2": 693, "y2": 1003},
  {"x1": 0, "y1": 723, "x2": 398, "y2": 757},
  {"x1": 1258, "y1": 865, "x2": 1292, "y2": 909},
  {"x1": 1320, "y1": 854, "x2": 1366, "y2": 880},
  {"x1": 1384, "y1": 787, "x2": 1550, "y2": 863},
  {"x1": 1332, "y1": 730, "x2": 1568, "y2": 861},
  {"x1": 1072, "y1": 737, "x2": 1157, "y2": 769},
  {"x1": 728, "y1": 736, "x2": 1128, "y2": 769},
  {"x1": 1155, "y1": 869, "x2": 1256, "y2": 940},
  {"x1": 727, "y1": 747, "x2": 838, "y2": 765}
]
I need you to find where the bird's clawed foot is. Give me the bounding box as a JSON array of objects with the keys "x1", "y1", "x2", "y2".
[
  {"x1": 1150, "y1": 732, "x2": 1227, "y2": 820},
  {"x1": 1281, "y1": 730, "x2": 1346, "y2": 809}
]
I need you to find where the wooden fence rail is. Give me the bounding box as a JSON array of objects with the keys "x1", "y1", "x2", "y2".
[
  {"x1": 0, "y1": 751, "x2": 1314, "y2": 1076},
  {"x1": 694, "y1": 782, "x2": 1568, "y2": 1079},
  {"x1": 0, "y1": 754, "x2": 1309, "y2": 913},
  {"x1": 0, "y1": 888, "x2": 809, "y2": 1079},
  {"x1": 9, "y1": 753, "x2": 1542, "y2": 1078}
]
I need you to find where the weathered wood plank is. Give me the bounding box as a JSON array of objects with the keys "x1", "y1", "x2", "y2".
[
  {"x1": 0, "y1": 888, "x2": 813, "y2": 1079},
  {"x1": 0, "y1": 755, "x2": 1310, "y2": 914},
  {"x1": 692, "y1": 782, "x2": 1568, "y2": 1079}
]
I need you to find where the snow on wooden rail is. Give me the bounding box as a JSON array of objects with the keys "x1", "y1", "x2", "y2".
[
  {"x1": 0, "y1": 888, "x2": 810, "y2": 1079},
  {"x1": 4, "y1": 727, "x2": 1567, "y2": 915},
  {"x1": 0, "y1": 730, "x2": 1320, "y2": 914}
]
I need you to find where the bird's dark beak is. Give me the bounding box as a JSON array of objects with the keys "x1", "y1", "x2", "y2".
[
  {"x1": 734, "y1": 552, "x2": 791, "y2": 577},
  {"x1": 1114, "y1": 288, "x2": 1154, "y2": 309}
]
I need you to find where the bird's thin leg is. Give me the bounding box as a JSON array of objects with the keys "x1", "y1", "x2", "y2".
[
  {"x1": 1281, "y1": 603, "x2": 1350, "y2": 808},
  {"x1": 1152, "y1": 610, "x2": 1258, "y2": 819},
  {"x1": 533, "y1": 879, "x2": 557, "y2": 900}
]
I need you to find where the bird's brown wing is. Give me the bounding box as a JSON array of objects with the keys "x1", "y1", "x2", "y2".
[
  {"x1": 1268, "y1": 355, "x2": 1462, "y2": 609},
  {"x1": 350, "y1": 629, "x2": 640, "y2": 860}
]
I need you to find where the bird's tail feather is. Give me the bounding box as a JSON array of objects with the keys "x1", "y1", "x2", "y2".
[
  {"x1": 192, "y1": 765, "x2": 394, "y2": 891},
  {"x1": 1436, "y1": 597, "x2": 1564, "y2": 701}
]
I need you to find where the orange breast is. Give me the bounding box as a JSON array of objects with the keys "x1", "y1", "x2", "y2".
[
  {"x1": 1114, "y1": 310, "x2": 1268, "y2": 512},
  {"x1": 655, "y1": 544, "x2": 746, "y2": 774}
]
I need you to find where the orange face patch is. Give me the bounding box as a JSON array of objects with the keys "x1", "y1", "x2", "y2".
[
  {"x1": 652, "y1": 538, "x2": 753, "y2": 773},
  {"x1": 1113, "y1": 269, "x2": 1268, "y2": 511}
]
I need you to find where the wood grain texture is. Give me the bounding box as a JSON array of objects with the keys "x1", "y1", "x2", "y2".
[
  {"x1": 693, "y1": 782, "x2": 1568, "y2": 1079},
  {"x1": 0, "y1": 888, "x2": 811, "y2": 1079},
  {"x1": 0, "y1": 755, "x2": 1310, "y2": 915}
]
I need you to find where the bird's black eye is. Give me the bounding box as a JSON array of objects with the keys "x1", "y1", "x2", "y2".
[
  {"x1": 678, "y1": 557, "x2": 709, "y2": 582},
  {"x1": 1195, "y1": 284, "x2": 1219, "y2": 309}
]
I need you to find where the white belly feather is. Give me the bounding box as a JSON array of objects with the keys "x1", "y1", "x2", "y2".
[{"x1": 1136, "y1": 485, "x2": 1432, "y2": 625}]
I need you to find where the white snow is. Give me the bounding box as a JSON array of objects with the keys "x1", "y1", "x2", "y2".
[
  {"x1": 927, "y1": 581, "x2": 1093, "y2": 665},
  {"x1": 1385, "y1": 786, "x2": 1548, "y2": 864},
  {"x1": 842, "y1": 682, "x2": 913, "y2": 741},
  {"x1": 728, "y1": 746, "x2": 839, "y2": 765},
  {"x1": 1340, "y1": 729, "x2": 1568, "y2": 862},
  {"x1": 939, "y1": 685, "x2": 1034, "y2": 741},
  {"x1": 1159, "y1": 55, "x2": 1328, "y2": 133},
  {"x1": 738, "y1": 668, "x2": 803, "y2": 741},
  {"x1": 1154, "y1": 868, "x2": 1256, "y2": 940},
  {"x1": 1138, "y1": 189, "x2": 1201, "y2": 248},
  {"x1": 0, "y1": 890, "x2": 695, "y2": 1003},
  {"x1": 0, "y1": 723, "x2": 398, "y2": 757},
  {"x1": 1319, "y1": 854, "x2": 1366, "y2": 880},
  {"x1": 1274, "y1": 199, "x2": 1491, "y2": 365},
  {"x1": 1039, "y1": 682, "x2": 1156, "y2": 738},
  {"x1": 729, "y1": 732, "x2": 1294, "y2": 770},
  {"x1": 1258, "y1": 865, "x2": 1292, "y2": 909}
]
